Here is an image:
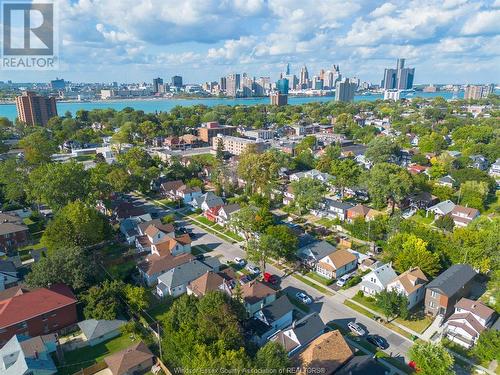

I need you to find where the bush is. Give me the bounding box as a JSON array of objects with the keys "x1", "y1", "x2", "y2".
[
  {"x1": 366, "y1": 296, "x2": 375, "y2": 302},
  {"x1": 356, "y1": 290, "x2": 364, "y2": 298},
  {"x1": 344, "y1": 275, "x2": 362, "y2": 288}
]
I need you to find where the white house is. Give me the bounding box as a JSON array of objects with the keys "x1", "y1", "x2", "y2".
[
  {"x1": 289, "y1": 169, "x2": 332, "y2": 184},
  {"x1": 427, "y1": 200, "x2": 456, "y2": 217},
  {"x1": 316, "y1": 250, "x2": 357, "y2": 280},
  {"x1": 216, "y1": 204, "x2": 241, "y2": 227},
  {"x1": 444, "y1": 298, "x2": 496, "y2": 348},
  {"x1": 387, "y1": 267, "x2": 428, "y2": 309},
  {"x1": 191, "y1": 191, "x2": 224, "y2": 211},
  {"x1": 360, "y1": 263, "x2": 397, "y2": 296}
]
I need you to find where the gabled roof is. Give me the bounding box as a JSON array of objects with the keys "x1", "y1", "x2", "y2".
[
  {"x1": 455, "y1": 298, "x2": 495, "y2": 321},
  {"x1": 220, "y1": 203, "x2": 241, "y2": 216},
  {"x1": 294, "y1": 330, "x2": 353, "y2": 375},
  {"x1": 0, "y1": 335, "x2": 57, "y2": 375},
  {"x1": 426, "y1": 264, "x2": 476, "y2": 296},
  {"x1": 240, "y1": 280, "x2": 276, "y2": 305},
  {"x1": 0, "y1": 259, "x2": 17, "y2": 273},
  {"x1": 347, "y1": 204, "x2": 371, "y2": 217},
  {"x1": 0, "y1": 284, "x2": 77, "y2": 329},
  {"x1": 299, "y1": 240, "x2": 336, "y2": 261},
  {"x1": 323, "y1": 198, "x2": 354, "y2": 211},
  {"x1": 389, "y1": 267, "x2": 428, "y2": 294},
  {"x1": 157, "y1": 260, "x2": 213, "y2": 289},
  {"x1": 104, "y1": 341, "x2": 154, "y2": 375},
  {"x1": 78, "y1": 319, "x2": 126, "y2": 341},
  {"x1": 451, "y1": 205, "x2": 480, "y2": 219},
  {"x1": 428, "y1": 200, "x2": 456, "y2": 215},
  {"x1": 187, "y1": 271, "x2": 225, "y2": 297},
  {"x1": 0, "y1": 222, "x2": 28, "y2": 236},
  {"x1": 326, "y1": 249, "x2": 357, "y2": 269},
  {"x1": 161, "y1": 180, "x2": 184, "y2": 192},
  {"x1": 271, "y1": 313, "x2": 326, "y2": 352},
  {"x1": 363, "y1": 263, "x2": 397, "y2": 287},
  {"x1": 257, "y1": 295, "x2": 295, "y2": 324},
  {"x1": 138, "y1": 252, "x2": 194, "y2": 277}
]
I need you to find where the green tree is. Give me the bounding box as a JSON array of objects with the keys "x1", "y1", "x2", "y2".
[
  {"x1": 265, "y1": 225, "x2": 298, "y2": 261},
  {"x1": 408, "y1": 342, "x2": 454, "y2": 375},
  {"x1": 375, "y1": 289, "x2": 409, "y2": 321},
  {"x1": 230, "y1": 206, "x2": 273, "y2": 243},
  {"x1": 41, "y1": 200, "x2": 112, "y2": 252},
  {"x1": 393, "y1": 234, "x2": 441, "y2": 277},
  {"x1": 365, "y1": 137, "x2": 400, "y2": 164},
  {"x1": 26, "y1": 246, "x2": 94, "y2": 290},
  {"x1": 247, "y1": 234, "x2": 280, "y2": 272},
  {"x1": 434, "y1": 215, "x2": 455, "y2": 231},
  {"x1": 473, "y1": 329, "x2": 500, "y2": 362},
  {"x1": 27, "y1": 161, "x2": 90, "y2": 210},
  {"x1": 254, "y1": 341, "x2": 290, "y2": 370},
  {"x1": 124, "y1": 284, "x2": 149, "y2": 312},
  {"x1": 418, "y1": 132, "x2": 447, "y2": 153},
  {"x1": 365, "y1": 163, "x2": 414, "y2": 214},
  {"x1": 80, "y1": 280, "x2": 123, "y2": 320},
  {"x1": 458, "y1": 180, "x2": 489, "y2": 210},
  {"x1": 330, "y1": 158, "x2": 362, "y2": 198},
  {"x1": 0, "y1": 159, "x2": 28, "y2": 203},
  {"x1": 290, "y1": 177, "x2": 326, "y2": 214},
  {"x1": 19, "y1": 130, "x2": 57, "y2": 165},
  {"x1": 237, "y1": 149, "x2": 282, "y2": 196}
]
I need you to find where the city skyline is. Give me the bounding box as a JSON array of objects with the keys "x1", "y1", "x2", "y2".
[{"x1": 0, "y1": 0, "x2": 498, "y2": 84}]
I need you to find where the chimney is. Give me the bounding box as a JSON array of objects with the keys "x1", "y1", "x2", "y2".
[{"x1": 34, "y1": 351, "x2": 39, "y2": 359}]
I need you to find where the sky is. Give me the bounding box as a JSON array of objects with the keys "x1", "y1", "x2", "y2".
[{"x1": 1, "y1": 0, "x2": 499, "y2": 84}]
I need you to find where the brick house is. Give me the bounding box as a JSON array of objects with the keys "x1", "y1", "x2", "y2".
[
  {"x1": 0, "y1": 213, "x2": 29, "y2": 253},
  {"x1": 0, "y1": 284, "x2": 78, "y2": 346},
  {"x1": 424, "y1": 264, "x2": 477, "y2": 318}
]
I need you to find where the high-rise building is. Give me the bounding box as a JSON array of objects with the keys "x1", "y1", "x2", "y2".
[
  {"x1": 171, "y1": 75, "x2": 183, "y2": 88},
  {"x1": 382, "y1": 58, "x2": 415, "y2": 90},
  {"x1": 241, "y1": 74, "x2": 254, "y2": 97},
  {"x1": 285, "y1": 63, "x2": 290, "y2": 76},
  {"x1": 16, "y1": 91, "x2": 58, "y2": 126},
  {"x1": 335, "y1": 79, "x2": 357, "y2": 102},
  {"x1": 276, "y1": 78, "x2": 289, "y2": 94},
  {"x1": 50, "y1": 78, "x2": 65, "y2": 90},
  {"x1": 153, "y1": 77, "x2": 163, "y2": 93},
  {"x1": 283, "y1": 74, "x2": 298, "y2": 90},
  {"x1": 312, "y1": 76, "x2": 324, "y2": 90},
  {"x1": 219, "y1": 77, "x2": 227, "y2": 91},
  {"x1": 226, "y1": 73, "x2": 241, "y2": 97},
  {"x1": 464, "y1": 84, "x2": 494, "y2": 100},
  {"x1": 299, "y1": 65, "x2": 309, "y2": 89},
  {"x1": 270, "y1": 92, "x2": 288, "y2": 106}
]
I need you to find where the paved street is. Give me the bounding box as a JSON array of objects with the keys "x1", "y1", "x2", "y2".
[{"x1": 183, "y1": 219, "x2": 413, "y2": 364}]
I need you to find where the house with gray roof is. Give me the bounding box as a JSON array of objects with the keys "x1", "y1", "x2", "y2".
[
  {"x1": 0, "y1": 260, "x2": 19, "y2": 291},
  {"x1": 0, "y1": 334, "x2": 58, "y2": 375},
  {"x1": 320, "y1": 198, "x2": 354, "y2": 220},
  {"x1": 270, "y1": 313, "x2": 326, "y2": 356},
  {"x1": 360, "y1": 263, "x2": 397, "y2": 296},
  {"x1": 297, "y1": 240, "x2": 336, "y2": 267},
  {"x1": 425, "y1": 264, "x2": 477, "y2": 318},
  {"x1": 427, "y1": 199, "x2": 456, "y2": 217},
  {"x1": 78, "y1": 319, "x2": 126, "y2": 347},
  {"x1": 191, "y1": 191, "x2": 224, "y2": 211},
  {"x1": 251, "y1": 295, "x2": 296, "y2": 345},
  {"x1": 156, "y1": 258, "x2": 221, "y2": 298}
]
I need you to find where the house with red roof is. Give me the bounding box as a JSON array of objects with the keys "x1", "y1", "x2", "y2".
[
  {"x1": 204, "y1": 205, "x2": 222, "y2": 223},
  {"x1": 0, "y1": 284, "x2": 78, "y2": 346}
]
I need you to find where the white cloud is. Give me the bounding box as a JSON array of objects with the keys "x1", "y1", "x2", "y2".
[
  {"x1": 370, "y1": 3, "x2": 397, "y2": 18},
  {"x1": 461, "y1": 10, "x2": 500, "y2": 35}
]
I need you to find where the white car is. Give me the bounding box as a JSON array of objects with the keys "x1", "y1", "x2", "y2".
[
  {"x1": 348, "y1": 321, "x2": 366, "y2": 336},
  {"x1": 336, "y1": 273, "x2": 353, "y2": 287},
  {"x1": 246, "y1": 264, "x2": 261, "y2": 275},
  {"x1": 295, "y1": 292, "x2": 313, "y2": 305},
  {"x1": 233, "y1": 257, "x2": 246, "y2": 267}
]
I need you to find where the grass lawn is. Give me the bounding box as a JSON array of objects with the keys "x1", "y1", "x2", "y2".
[
  {"x1": 147, "y1": 300, "x2": 174, "y2": 321},
  {"x1": 293, "y1": 274, "x2": 333, "y2": 296},
  {"x1": 108, "y1": 261, "x2": 136, "y2": 280},
  {"x1": 351, "y1": 294, "x2": 432, "y2": 333},
  {"x1": 306, "y1": 271, "x2": 334, "y2": 286},
  {"x1": 195, "y1": 215, "x2": 216, "y2": 227},
  {"x1": 315, "y1": 218, "x2": 336, "y2": 228},
  {"x1": 57, "y1": 334, "x2": 135, "y2": 375},
  {"x1": 411, "y1": 211, "x2": 434, "y2": 226}
]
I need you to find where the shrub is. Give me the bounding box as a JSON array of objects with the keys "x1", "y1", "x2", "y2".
[{"x1": 356, "y1": 290, "x2": 364, "y2": 298}]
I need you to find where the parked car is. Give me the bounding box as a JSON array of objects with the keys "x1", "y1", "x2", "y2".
[
  {"x1": 336, "y1": 273, "x2": 354, "y2": 287},
  {"x1": 295, "y1": 292, "x2": 312, "y2": 305},
  {"x1": 239, "y1": 275, "x2": 251, "y2": 285},
  {"x1": 246, "y1": 264, "x2": 261, "y2": 275},
  {"x1": 263, "y1": 273, "x2": 279, "y2": 285},
  {"x1": 348, "y1": 321, "x2": 366, "y2": 336},
  {"x1": 367, "y1": 334, "x2": 388, "y2": 349},
  {"x1": 233, "y1": 257, "x2": 246, "y2": 267}
]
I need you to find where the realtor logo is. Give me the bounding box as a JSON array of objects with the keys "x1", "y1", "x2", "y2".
[{"x1": 1, "y1": 0, "x2": 58, "y2": 69}]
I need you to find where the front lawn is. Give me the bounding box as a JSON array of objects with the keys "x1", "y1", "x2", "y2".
[
  {"x1": 411, "y1": 211, "x2": 434, "y2": 226},
  {"x1": 306, "y1": 271, "x2": 334, "y2": 286},
  {"x1": 351, "y1": 294, "x2": 433, "y2": 334},
  {"x1": 57, "y1": 334, "x2": 135, "y2": 375},
  {"x1": 293, "y1": 274, "x2": 333, "y2": 295}
]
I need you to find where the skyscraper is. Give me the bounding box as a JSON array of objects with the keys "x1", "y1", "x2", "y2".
[
  {"x1": 276, "y1": 78, "x2": 289, "y2": 94},
  {"x1": 335, "y1": 79, "x2": 357, "y2": 102},
  {"x1": 285, "y1": 63, "x2": 290, "y2": 75},
  {"x1": 382, "y1": 59, "x2": 415, "y2": 90},
  {"x1": 464, "y1": 84, "x2": 493, "y2": 100},
  {"x1": 171, "y1": 75, "x2": 183, "y2": 88},
  {"x1": 16, "y1": 91, "x2": 58, "y2": 126},
  {"x1": 226, "y1": 73, "x2": 241, "y2": 97},
  {"x1": 153, "y1": 77, "x2": 163, "y2": 93},
  {"x1": 299, "y1": 65, "x2": 309, "y2": 89},
  {"x1": 219, "y1": 77, "x2": 227, "y2": 91}
]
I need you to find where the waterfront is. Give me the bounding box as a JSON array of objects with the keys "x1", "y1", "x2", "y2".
[{"x1": 0, "y1": 91, "x2": 463, "y2": 121}]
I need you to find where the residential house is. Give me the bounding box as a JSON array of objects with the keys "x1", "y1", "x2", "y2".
[
  {"x1": 0, "y1": 334, "x2": 58, "y2": 374},
  {"x1": 444, "y1": 298, "x2": 496, "y2": 348},
  {"x1": 336, "y1": 355, "x2": 389, "y2": 375},
  {"x1": 216, "y1": 204, "x2": 241, "y2": 227},
  {"x1": 387, "y1": 267, "x2": 428, "y2": 309},
  {"x1": 240, "y1": 280, "x2": 277, "y2": 316},
  {"x1": 407, "y1": 164, "x2": 428, "y2": 175},
  {"x1": 156, "y1": 258, "x2": 221, "y2": 298},
  {"x1": 160, "y1": 180, "x2": 184, "y2": 199},
  {"x1": 405, "y1": 191, "x2": 439, "y2": 210},
  {"x1": 289, "y1": 170, "x2": 332, "y2": 184},
  {"x1": 320, "y1": 199, "x2": 354, "y2": 221},
  {"x1": 316, "y1": 250, "x2": 357, "y2": 280},
  {"x1": 424, "y1": 264, "x2": 477, "y2": 318},
  {"x1": 78, "y1": 319, "x2": 126, "y2": 347},
  {"x1": 138, "y1": 252, "x2": 194, "y2": 287},
  {"x1": 293, "y1": 330, "x2": 354, "y2": 375},
  {"x1": 283, "y1": 185, "x2": 295, "y2": 205},
  {"x1": 0, "y1": 284, "x2": 78, "y2": 346},
  {"x1": 437, "y1": 175, "x2": 456, "y2": 188},
  {"x1": 270, "y1": 313, "x2": 326, "y2": 356},
  {"x1": 469, "y1": 155, "x2": 489, "y2": 171},
  {"x1": 161, "y1": 180, "x2": 203, "y2": 204},
  {"x1": 135, "y1": 222, "x2": 191, "y2": 256},
  {"x1": 251, "y1": 295, "x2": 295, "y2": 345},
  {"x1": 427, "y1": 200, "x2": 456, "y2": 217},
  {"x1": 488, "y1": 158, "x2": 500, "y2": 178},
  {"x1": 360, "y1": 263, "x2": 397, "y2": 296},
  {"x1": 104, "y1": 341, "x2": 155, "y2": 375},
  {"x1": 191, "y1": 191, "x2": 224, "y2": 211},
  {"x1": 450, "y1": 205, "x2": 480, "y2": 227},
  {"x1": 187, "y1": 271, "x2": 229, "y2": 297},
  {"x1": 297, "y1": 240, "x2": 337, "y2": 268},
  {"x1": 204, "y1": 205, "x2": 222, "y2": 222},
  {"x1": 0, "y1": 214, "x2": 29, "y2": 253},
  {"x1": 0, "y1": 260, "x2": 19, "y2": 291},
  {"x1": 346, "y1": 204, "x2": 381, "y2": 222}
]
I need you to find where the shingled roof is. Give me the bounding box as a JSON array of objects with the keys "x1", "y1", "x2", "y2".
[{"x1": 426, "y1": 264, "x2": 476, "y2": 297}]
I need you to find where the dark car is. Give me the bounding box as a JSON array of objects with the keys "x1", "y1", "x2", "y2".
[
  {"x1": 263, "y1": 272, "x2": 280, "y2": 285},
  {"x1": 367, "y1": 334, "x2": 389, "y2": 349}
]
